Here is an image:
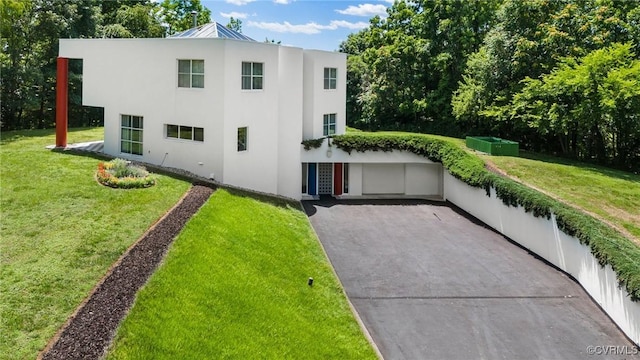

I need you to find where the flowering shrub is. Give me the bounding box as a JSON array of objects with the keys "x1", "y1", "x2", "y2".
[{"x1": 96, "y1": 159, "x2": 156, "y2": 189}]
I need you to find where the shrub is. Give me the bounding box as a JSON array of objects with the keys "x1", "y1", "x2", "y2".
[{"x1": 96, "y1": 159, "x2": 156, "y2": 189}]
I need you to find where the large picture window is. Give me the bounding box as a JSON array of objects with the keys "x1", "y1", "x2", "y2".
[
  {"x1": 324, "y1": 67, "x2": 337, "y2": 89},
  {"x1": 178, "y1": 59, "x2": 204, "y2": 88},
  {"x1": 323, "y1": 113, "x2": 336, "y2": 136},
  {"x1": 241, "y1": 62, "x2": 263, "y2": 90},
  {"x1": 166, "y1": 124, "x2": 204, "y2": 142},
  {"x1": 121, "y1": 115, "x2": 143, "y2": 155}
]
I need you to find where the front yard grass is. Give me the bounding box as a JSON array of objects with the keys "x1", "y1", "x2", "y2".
[
  {"x1": 107, "y1": 189, "x2": 377, "y2": 360},
  {"x1": 0, "y1": 128, "x2": 190, "y2": 360}
]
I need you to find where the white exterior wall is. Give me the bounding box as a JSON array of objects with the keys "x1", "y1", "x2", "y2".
[
  {"x1": 277, "y1": 46, "x2": 304, "y2": 199},
  {"x1": 59, "y1": 38, "x2": 344, "y2": 199},
  {"x1": 60, "y1": 39, "x2": 225, "y2": 179},
  {"x1": 301, "y1": 144, "x2": 443, "y2": 198},
  {"x1": 221, "y1": 41, "x2": 281, "y2": 194},
  {"x1": 443, "y1": 172, "x2": 640, "y2": 346},
  {"x1": 302, "y1": 50, "x2": 347, "y2": 139}
]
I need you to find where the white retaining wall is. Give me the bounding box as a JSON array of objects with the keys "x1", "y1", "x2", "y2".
[{"x1": 443, "y1": 171, "x2": 640, "y2": 346}]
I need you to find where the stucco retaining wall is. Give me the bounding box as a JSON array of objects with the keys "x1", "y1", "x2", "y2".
[{"x1": 443, "y1": 171, "x2": 640, "y2": 346}]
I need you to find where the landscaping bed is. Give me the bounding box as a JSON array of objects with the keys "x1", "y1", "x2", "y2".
[{"x1": 40, "y1": 185, "x2": 214, "y2": 360}]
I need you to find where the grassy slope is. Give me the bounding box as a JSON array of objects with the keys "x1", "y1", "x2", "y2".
[
  {"x1": 484, "y1": 152, "x2": 640, "y2": 242},
  {"x1": 107, "y1": 189, "x2": 376, "y2": 360},
  {"x1": 0, "y1": 128, "x2": 190, "y2": 360},
  {"x1": 359, "y1": 129, "x2": 639, "y2": 242}
]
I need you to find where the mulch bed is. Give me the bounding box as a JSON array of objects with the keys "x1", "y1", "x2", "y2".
[{"x1": 40, "y1": 185, "x2": 214, "y2": 360}]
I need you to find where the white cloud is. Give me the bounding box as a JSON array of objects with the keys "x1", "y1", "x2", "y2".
[
  {"x1": 336, "y1": 4, "x2": 387, "y2": 17},
  {"x1": 329, "y1": 20, "x2": 369, "y2": 30},
  {"x1": 225, "y1": 0, "x2": 255, "y2": 5},
  {"x1": 220, "y1": 11, "x2": 249, "y2": 19},
  {"x1": 273, "y1": 0, "x2": 291, "y2": 4},
  {"x1": 248, "y1": 20, "x2": 368, "y2": 34}
]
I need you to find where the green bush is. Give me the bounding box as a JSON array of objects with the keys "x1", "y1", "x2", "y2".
[{"x1": 327, "y1": 133, "x2": 640, "y2": 301}]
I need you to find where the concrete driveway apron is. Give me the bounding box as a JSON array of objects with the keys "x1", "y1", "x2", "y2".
[{"x1": 303, "y1": 199, "x2": 638, "y2": 360}]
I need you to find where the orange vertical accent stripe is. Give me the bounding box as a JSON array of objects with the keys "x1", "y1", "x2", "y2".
[
  {"x1": 56, "y1": 57, "x2": 69, "y2": 148},
  {"x1": 334, "y1": 163, "x2": 343, "y2": 196}
]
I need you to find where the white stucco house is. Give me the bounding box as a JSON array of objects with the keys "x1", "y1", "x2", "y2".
[{"x1": 57, "y1": 22, "x2": 443, "y2": 200}]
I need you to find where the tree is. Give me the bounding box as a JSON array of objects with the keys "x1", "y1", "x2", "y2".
[
  {"x1": 341, "y1": 0, "x2": 500, "y2": 134},
  {"x1": 453, "y1": 0, "x2": 640, "y2": 150},
  {"x1": 159, "y1": 0, "x2": 211, "y2": 34},
  {"x1": 1, "y1": 0, "x2": 100, "y2": 130},
  {"x1": 510, "y1": 43, "x2": 640, "y2": 170},
  {"x1": 226, "y1": 17, "x2": 242, "y2": 33}
]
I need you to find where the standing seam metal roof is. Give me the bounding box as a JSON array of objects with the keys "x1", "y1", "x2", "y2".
[{"x1": 169, "y1": 22, "x2": 255, "y2": 41}]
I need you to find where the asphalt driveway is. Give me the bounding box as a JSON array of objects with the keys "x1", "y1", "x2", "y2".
[{"x1": 303, "y1": 199, "x2": 638, "y2": 360}]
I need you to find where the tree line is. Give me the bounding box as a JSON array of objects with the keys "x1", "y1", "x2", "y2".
[
  {"x1": 341, "y1": 0, "x2": 640, "y2": 172},
  {"x1": 0, "y1": 0, "x2": 211, "y2": 131}
]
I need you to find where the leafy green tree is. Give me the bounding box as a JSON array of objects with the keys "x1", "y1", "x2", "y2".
[
  {"x1": 341, "y1": 0, "x2": 500, "y2": 134},
  {"x1": 100, "y1": 3, "x2": 164, "y2": 38},
  {"x1": 159, "y1": 0, "x2": 211, "y2": 34},
  {"x1": 227, "y1": 17, "x2": 242, "y2": 33},
  {"x1": 453, "y1": 0, "x2": 640, "y2": 150},
  {"x1": 1, "y1": 0, "x2": 100, "y2": 130},
  {"x1": 510, "y1": 43, "x2": 640, "y2": 170}
]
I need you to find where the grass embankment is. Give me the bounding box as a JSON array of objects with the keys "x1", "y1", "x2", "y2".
[
  {"x1": 331, "y1": 132, "x2": 640, "y2": 301},
  {"x1": 107, "y1": 189, "x2": 376, "y2": 359},
  {"x1": 485, "y1": 152, "x2": 640, "y2": 243},
  {"x1": 0, "y1": 128, "x2": 190, "y2": 360}
]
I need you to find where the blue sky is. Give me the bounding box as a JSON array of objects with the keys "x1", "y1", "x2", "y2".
[{"x1": 199, "y1": 0, "x2": 391, "y2": 51}]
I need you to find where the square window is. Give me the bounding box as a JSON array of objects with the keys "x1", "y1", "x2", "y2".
[
  {"x1": 167, "y1": 124, "x2": 179, "y2": 138},
  {"x1": 179, "y1": 126, "x2": 193, "y2": 140},
  {"x1": 323, "y1": 114, "x2": 336, "y2": 136},
  {"x1": 178, "y1": 59, "x2": 204, "y2": 88},
  {"x1": 237, "y1": 127, "x2": 247, "y2": 151},
  {"x1": 324, "y1": 67, "x2": 337, "y2": 89},
  {"x1": 194, "y1": 127, "x2": 204, "y2": 142},
  {"x1": 241, "y1": 62, "x2": 263, "y2": 90}
]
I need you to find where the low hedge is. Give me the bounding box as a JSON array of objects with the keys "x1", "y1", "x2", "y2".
[{"x1": 328, "y1": 133, "x2": 640, "y2": 301}]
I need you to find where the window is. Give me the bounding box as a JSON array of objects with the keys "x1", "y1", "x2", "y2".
[
  {"x1": 166, "y1": 124, "x2": 204, "y2": 142},
  {"x1": 121, "y1": 115, "x2": 143, "y2": 155},
  {"x1": 323, "y1": 114, "x2": 336, "y2": 136},
  {"x1": 178, "y1": 59, "x2": 204, "y2": 88},
  {"x1": 241, "y1": 62, "x2": 263, "y2": 90},
  {"x1": 302, "y1": 163, "x2": 308, "y2": 193},
  {"x1": 237, "y1": 127, "x2": 247, "y2": 151},
  {"x1": 324, "y1": 67, "x2": 337, "y2": 89},
  {"x1": 343, "y1": 163, "x2": 349, "y2": 194}
]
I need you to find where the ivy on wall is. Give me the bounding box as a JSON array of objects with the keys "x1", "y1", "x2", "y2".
[{"x1": 304, "y1": 133, "x2": 640, "y2": 301}]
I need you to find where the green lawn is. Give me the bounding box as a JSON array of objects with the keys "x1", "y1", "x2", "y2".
[
  {"x1": 107, "y1": 189, "x2": 377, "y2": 360},
  {"x1": 484, "y1": 152, "x2": 640, "y2": 243},
  {"x1": 0, "y1": 128, "x2": 191, "y2": 360}
]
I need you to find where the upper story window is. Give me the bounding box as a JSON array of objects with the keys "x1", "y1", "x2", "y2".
[
  {"x1": 323, "y1": 113, "x2": 336, "y2": 136},
  {"x1": 324, "y1": 67, "x2": 337, "y2": 89},
  {"x1": 166, "y1": 124, "x2": 204, "y2": 142},
  {"x1": 242, "y1": 62, "x2": 263, "y2": 90},
  {"x1": 178, "y1": 59, "x2": 204, "y2": 88},
  {"x1": 121, "y1": 114, "x2": 143, "y2": 155}
]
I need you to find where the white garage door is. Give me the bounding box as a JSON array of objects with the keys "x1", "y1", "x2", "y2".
[{"x1": 362, "y1": 163, "x2": 405, "y2": 194}]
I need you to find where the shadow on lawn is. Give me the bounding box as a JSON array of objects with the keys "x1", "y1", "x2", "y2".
[{"x1": 518, "y1": 151, "x2": 640, "y2": 183}]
